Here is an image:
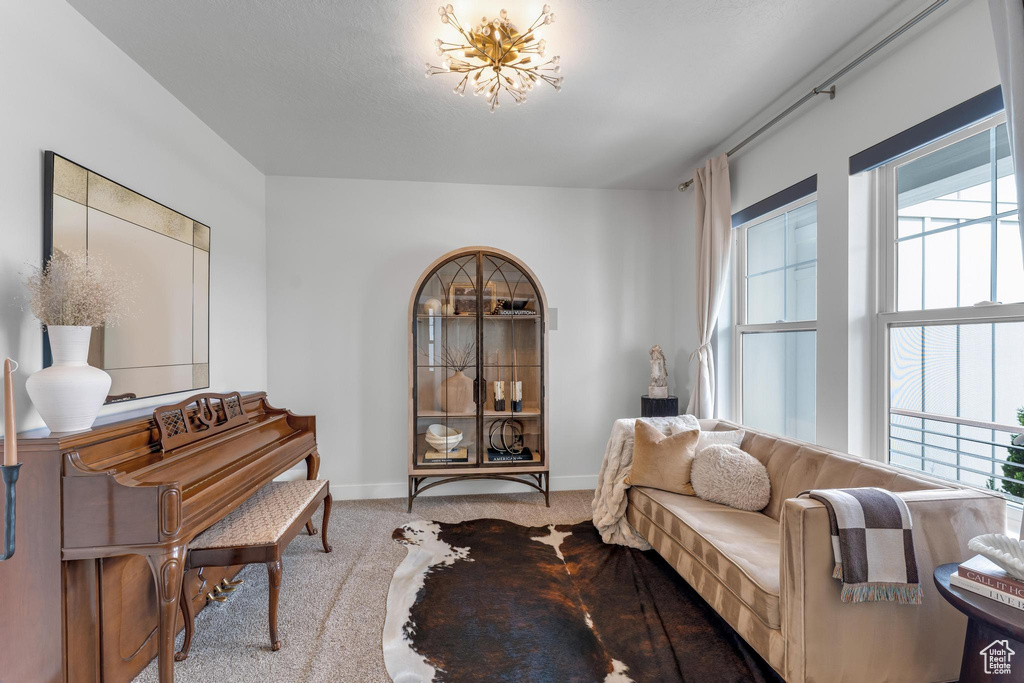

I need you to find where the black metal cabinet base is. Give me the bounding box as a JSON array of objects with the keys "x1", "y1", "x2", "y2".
[{"x1": 641, "y1": 395, "x2": 678, "y2": 418}]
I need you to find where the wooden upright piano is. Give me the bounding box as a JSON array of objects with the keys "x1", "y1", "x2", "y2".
[{"x1": 0, "y1": 392, "x2": 320, "y2": 683}]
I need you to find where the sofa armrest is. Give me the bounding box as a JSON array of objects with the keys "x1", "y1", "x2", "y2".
[{"x1": 779, "y1": 489, "x2": 1005, "y2": 683}]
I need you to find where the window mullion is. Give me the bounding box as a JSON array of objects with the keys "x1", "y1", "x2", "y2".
[
  {"x1": 990, "y1": 125, "x2": 999, "y2": 302},
  {"x1": 783, "y1": 211, "x2": 789, "y2": 322}
]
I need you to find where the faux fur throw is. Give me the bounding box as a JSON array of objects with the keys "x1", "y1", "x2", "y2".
[
  {"x1": 592, "y1": 415, "x2": 700, "y2": 548},
  {"x1": 799, "y1": 487, "x2": 922, "y2": 604}
]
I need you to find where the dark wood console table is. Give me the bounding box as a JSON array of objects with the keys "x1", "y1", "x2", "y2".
[{"x1": 934, "y1": 562, "x2": 1024, "y2": 682}]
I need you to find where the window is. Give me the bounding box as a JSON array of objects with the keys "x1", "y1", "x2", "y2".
[
  {"x1": 879, "y1": 113, "x2": 1024, "y2": 500},
  {"x1": 734, "y1": 197, "x2": 817, "y2": 442}
]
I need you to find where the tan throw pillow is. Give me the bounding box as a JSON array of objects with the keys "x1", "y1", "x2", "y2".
[{"x1": 625, "y1": 419, "x2": 700, "y2": 495}]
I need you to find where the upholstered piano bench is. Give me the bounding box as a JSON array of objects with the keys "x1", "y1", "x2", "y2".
[{"x1": 176, "y1": 479, "x2": 333, "y2": 660}]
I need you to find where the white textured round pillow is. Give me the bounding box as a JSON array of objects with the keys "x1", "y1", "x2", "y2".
[{"x1": 690, "y1": 444, "x2": 771, "y2": 512}]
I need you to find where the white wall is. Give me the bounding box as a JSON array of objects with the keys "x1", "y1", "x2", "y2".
[
  {"x1": 0, "y1": 0, "x2": 268, "y2": 434},
  {"x1": 683, "y1": 0, "x2": 1001, "y2": 455},
  {"x1": 1, "y1": 0, "x2": 999, "y2": 495},
  {"x1": 266, "y1": 177, "x2": 678, "y2": 498}
]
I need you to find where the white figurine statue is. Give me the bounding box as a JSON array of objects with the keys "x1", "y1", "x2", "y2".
[{"x1": 649, "y1": 345, "x2": 669, "y2": 398}]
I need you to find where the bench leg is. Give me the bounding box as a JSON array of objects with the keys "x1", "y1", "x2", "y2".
[
  {"x1": 321, "y1": 494, "x2": 333, "y2": 553},
  {"x1": 267, "y1": 559, "x2": 283, "y2": 651},
  {"x1": 305, "y1": 450, "x2": 321, "y2": 536},
  {"x1": 174, "y1": 573, "x2": 196, "y2": 661}
]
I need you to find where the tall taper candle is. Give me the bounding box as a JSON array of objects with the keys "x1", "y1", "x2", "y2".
[{"x1": 3, "y1": 358, "x2": 16, "y2": 466}]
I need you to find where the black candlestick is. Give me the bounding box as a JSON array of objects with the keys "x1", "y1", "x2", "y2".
[{"x1": 0, "y1": 463, "x2": 21, "y2": 561}]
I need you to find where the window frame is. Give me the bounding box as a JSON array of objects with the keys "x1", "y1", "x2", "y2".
[
  {"x1": 878, "y1": 112, "x2": 1017, "y2": 316},
  {"x1": 732, "y1": 193, "x2": 818, "y2": 427},
  {"x1": 873, "y1": 111, "x2": 1024, "y2": 522}
]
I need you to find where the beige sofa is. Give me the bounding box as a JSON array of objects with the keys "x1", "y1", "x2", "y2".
[{"x1": 625, "y1": 419, "x2": 1006, "y2": 683}]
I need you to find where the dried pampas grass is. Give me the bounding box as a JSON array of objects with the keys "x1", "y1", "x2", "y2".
[{"x1": 25, "y1": 251, "x2": 134, "y2": 327}]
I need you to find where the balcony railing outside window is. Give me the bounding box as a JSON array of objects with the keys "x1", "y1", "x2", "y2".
[{"x1": 889, "y1": 408, "x2": 1024, "y2": 503}]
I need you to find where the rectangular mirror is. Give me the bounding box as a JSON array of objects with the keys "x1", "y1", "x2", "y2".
[{"x1": 43, "y1": 152, "x2": 211, "y2": 403}]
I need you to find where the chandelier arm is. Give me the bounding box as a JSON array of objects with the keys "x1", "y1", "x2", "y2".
[
  {"x1": 504, "y1": 64, "x2": 542, "y2": 77},
  {"x1": 496, "y1": 30, "x2": 533, "y2": 63},
  {"x1": 446, "y1": 15, "x2": 495, "y2": 65},
  {"x1": 445, "y1": 12, "x2": 467, "y2": 33},
  {"x1": 474, "y1": 73, "x2": 499, "y2": 95},
  {"x1": 499, "y1": 13, "x2": 547, "y2": 58}
]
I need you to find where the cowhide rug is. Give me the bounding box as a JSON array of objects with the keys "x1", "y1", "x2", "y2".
[{"x1": 384, "y1": 519, "x2": 781, "y2": 683}]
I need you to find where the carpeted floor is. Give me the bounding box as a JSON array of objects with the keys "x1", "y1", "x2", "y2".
[{"x1": 134, "y1": 490, "x2": 594, "y2": 683}]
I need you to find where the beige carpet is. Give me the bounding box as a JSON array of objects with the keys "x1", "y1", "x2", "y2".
[{"x1": 134, "y1": 490, "x2": 593, "y2": 683}]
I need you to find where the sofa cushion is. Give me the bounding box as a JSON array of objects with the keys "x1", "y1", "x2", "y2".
[
  {"x1": 691, "y1": 445, "x2": 771, "y2": 511},
  {"x1": 626, "y1": 420, "x2": 700, "y2": 495},
  {"x1": 628, "y1": 486, "x2": 781, "y2": 629},
  {"x1": 672, "y1": 422, "x2": 745, "y2": 452}
]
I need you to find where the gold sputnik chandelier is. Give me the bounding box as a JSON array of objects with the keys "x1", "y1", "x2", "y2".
[{"x1": 426, "y1": 4, "x2": 563, "y2": 113}]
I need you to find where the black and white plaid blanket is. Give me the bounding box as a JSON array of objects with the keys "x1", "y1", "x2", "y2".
[{"x1": 799, "y1": 487, "x2": 922, "y2": 604}]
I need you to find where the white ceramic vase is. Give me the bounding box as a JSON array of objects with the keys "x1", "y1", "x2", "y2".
[{"x1": 26, "y1": 325, "x2": 111, "y2": 433}]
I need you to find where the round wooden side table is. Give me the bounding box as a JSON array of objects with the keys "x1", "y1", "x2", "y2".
[{"x1": 934, "y1": 563, "x2": 1024, "y2": 682}]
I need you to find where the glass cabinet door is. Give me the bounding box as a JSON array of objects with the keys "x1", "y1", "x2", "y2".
[
  {"x1": 414, "y1": 253, "x2": 480, "y2": 468},
  {"x1": 480, "y1": 254, "x2": 544, "y2": 466}
]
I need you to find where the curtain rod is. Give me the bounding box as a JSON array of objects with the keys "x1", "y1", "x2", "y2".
[{"x1": 678, "y1": 0, "x2": 950, "y2": 192}]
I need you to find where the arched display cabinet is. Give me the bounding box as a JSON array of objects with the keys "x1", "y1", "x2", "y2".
[{"x1": 408, "y1": 247, "x2": 548, "y2": 510}]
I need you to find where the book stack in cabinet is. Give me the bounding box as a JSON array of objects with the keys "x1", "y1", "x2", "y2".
[{"x1": 407, "y1": 247, "x2": 549, "y2": 511}]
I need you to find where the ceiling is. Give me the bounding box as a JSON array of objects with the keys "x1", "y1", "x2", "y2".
[{"x1": 67, "y1": 0, "x2": 913, "y2": 190}]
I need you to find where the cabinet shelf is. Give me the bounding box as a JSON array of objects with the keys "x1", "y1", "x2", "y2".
[
  {"x1": 417, "y1": 408, "x2": 542, "y2": 418},
  {"x1": 417, "y1": 314, "x2": 540, "y2": 319},
  {"x1": 416, "y1": 364, "x2": 541, "y2": 370}
]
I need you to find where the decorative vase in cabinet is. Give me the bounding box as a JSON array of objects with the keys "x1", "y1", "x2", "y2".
[{"x1": 439, "y1": 370, "x2": 474, "y2": 413}]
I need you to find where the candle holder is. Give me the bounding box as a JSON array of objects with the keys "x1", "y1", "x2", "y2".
[
  {"x1": 493, "y1": 381, "x2": 506, "y2": 412},
  {"x1": 0, "y1": 463, "x2": 21, "y2": 561},
  {"x1": 511, "y1": 381, "x2": 523, "y2": 413}
]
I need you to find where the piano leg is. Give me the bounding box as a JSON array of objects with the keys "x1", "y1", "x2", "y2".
[
  {"x1": 147, "y1": 544, "x2": 187, "y2": 683},
  {"x1": 175, "y1": 573, "x2": 196, "y2": 661},
  {"x1": 305, "y1": 449, "x2": 321, "y2": 536}
]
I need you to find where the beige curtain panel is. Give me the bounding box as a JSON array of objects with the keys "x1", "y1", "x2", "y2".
[
  {"x1": 686, "y1": 153, "x2": 732, "y2": 419},
  {"x1": 989, "y1": 0, "x2": 1024, "y2": 267}
]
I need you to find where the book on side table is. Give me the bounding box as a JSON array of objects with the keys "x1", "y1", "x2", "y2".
[{"x1": 950, "y1": 554, "x2": 1024, "y2": 611}]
